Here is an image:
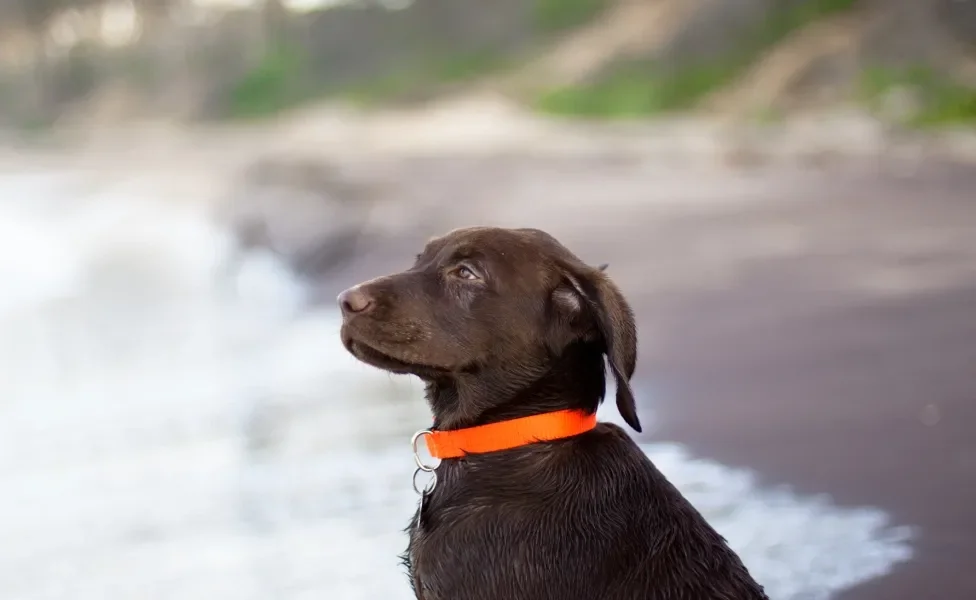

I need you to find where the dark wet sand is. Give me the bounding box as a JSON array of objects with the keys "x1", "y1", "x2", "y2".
[
  {"x1": 625, "y1": 163, "x2": 976, "y2": 599},
  {"x1": 638, "y1": 281, "x2": 976, "y2": 600},
  {"x1": 324, "y1": 157, "x2": 976, "y2": 599}
]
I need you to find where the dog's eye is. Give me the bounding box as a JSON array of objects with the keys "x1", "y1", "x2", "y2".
[{"x1": 454, "y1": 265, "x2": 480, "y2": 281}]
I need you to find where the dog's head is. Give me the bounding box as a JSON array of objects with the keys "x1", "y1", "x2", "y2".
[{"x1": 338, "y1": 227, "x2": 640, "y2": 431}]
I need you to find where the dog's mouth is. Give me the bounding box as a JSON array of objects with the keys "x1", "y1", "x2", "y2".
[{"x1": 341, "y1": 328, "x2": 450, "y2": 377}]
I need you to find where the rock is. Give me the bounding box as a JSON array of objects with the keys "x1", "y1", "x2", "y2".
[{"x1": 214, "y1": 156, "x2": 380, "y2": 279}]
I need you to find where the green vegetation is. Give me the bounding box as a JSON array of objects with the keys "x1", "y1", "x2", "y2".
[
  {"x1": 225, "y1": 42, "x2": 512, "y2": 115},
  {"x1": 342, "y1": 0, "x2": 612, "y2": 106},
  {"x1": 226, "y1": 44, "x2": 311, "y2": 119},
  {"x1": 535, "y1": 61, "x2": 726, "y2": 117},
  {"x1": 216, "y1": 0, "x2": 614, "y2": 118},
  {"x1": 859, "y1": 66, "x2": 976, "y2": 127},
  {"x1": 535, "y1": 0, "x2": 860, "y2": 118},
  {"x1": 341, "y1": 51, "x2": 511, "y2": 107},
  {"x1": 342, "y1": 0, "x2": 615, "y2": 107},
  {"x1": 533, "y1": 0, "x2": 610, "y2": 33}
]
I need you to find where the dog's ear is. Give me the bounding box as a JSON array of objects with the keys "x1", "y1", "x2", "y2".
[{"x1": 550, "y1": 262, "x2": 641, "y2": 432}]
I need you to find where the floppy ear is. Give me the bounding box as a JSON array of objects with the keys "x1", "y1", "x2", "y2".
[{"x1": 550, "y1": 263, "x2": 641, "y2": 432}]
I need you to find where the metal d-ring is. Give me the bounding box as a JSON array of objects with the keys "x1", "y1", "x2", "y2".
[
  {"x1": 411, "y1": 429, "x2": 440, "y2": 472},
  {"x1": 412, "y1": 467, "x2": 437, "y2": 495},
  {"x1": 410, "y1": 429, "x2": 441, "y2": 495}
]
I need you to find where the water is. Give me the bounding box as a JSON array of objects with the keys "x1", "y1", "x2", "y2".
[{"x1": 0, "y1": 170, "x2": 912, "y2": 600}]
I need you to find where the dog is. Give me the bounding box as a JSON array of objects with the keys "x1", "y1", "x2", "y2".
[{"x1": 338, "y1": 227, "x2": 768, "y2": 600}]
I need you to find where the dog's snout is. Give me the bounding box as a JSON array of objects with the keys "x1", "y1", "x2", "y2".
[{"x1": 338, "y1": 286, "x2": 373, "y2": 316}]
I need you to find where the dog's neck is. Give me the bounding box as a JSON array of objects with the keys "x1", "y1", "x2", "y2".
[{"x1": 425, "y1": 341, "x2": 606, "y2": 431}]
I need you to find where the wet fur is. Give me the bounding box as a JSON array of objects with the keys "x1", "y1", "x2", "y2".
[{"x1": 339, "y1": 227, "x2": 768, "y2": 600}]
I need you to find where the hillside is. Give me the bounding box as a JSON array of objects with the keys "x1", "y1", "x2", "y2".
[
  {"x1": 0, "y1": 0, "x2": 973, "y2": 129},
  {"x1": 513, "y1": 0, "x2": 976, "y2": 124}
]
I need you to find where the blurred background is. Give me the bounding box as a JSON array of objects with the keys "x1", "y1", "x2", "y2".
[{"x1": 1, "y1": 0, "x2": 975, "y2": 599}]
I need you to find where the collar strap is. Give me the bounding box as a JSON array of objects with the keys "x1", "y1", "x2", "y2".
[{"x1": 424, "y1": 409, "x2": 597, "y2": 459}]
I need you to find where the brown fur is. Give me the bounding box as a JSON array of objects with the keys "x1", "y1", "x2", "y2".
[{"x1": 338, "y1": 227, "x2": 768, "y2": 600}]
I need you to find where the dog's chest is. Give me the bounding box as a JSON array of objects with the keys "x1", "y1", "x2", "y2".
[{"x1": 405, "y1": 487, "x2": 626, "y2": 600}]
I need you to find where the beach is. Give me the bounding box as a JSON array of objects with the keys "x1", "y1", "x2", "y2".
[{"x1": 1, "y1": 123, "x2": 973, "y2": 598}]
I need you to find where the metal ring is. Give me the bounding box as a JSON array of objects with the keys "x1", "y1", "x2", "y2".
[
  {"x1": 410, "y1": 429, "x2": 441, "y2": 472},
  {"x1": 412, "y1": 467, "x2": 437, "y2": 495}
]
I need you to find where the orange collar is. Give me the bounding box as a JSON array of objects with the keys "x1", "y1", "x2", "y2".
[{"x1": 422, "y1": 409, "x2": 598, "y2": 459}]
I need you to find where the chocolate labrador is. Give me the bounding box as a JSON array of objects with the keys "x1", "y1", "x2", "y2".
[{"x1": 338, "y1": 227, "x2": 768, "y2": 600}]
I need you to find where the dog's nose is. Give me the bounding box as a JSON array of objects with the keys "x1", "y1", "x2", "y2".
[{"x1": 338, "y1": 286, "x2": 373, "y2": 316}]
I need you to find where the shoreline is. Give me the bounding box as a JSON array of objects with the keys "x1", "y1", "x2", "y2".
[{"x1": 2, "y1": 98, "x2": 976, "y2": 174}]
